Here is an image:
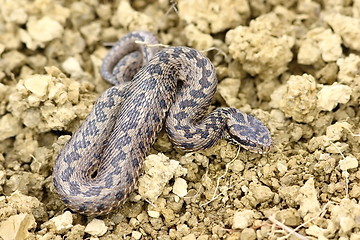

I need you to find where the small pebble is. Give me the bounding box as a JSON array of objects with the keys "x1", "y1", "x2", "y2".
[
  {"x1": 27, "y1": 16, "x2": 63, "y2": 42},
  {"x1": 0, "y1": 114, "x2": 22, "y2": 141},
  {"x1": 47, "y1": 211, "x2": 73, "y2": 234},
  {"x1": 0, "y1": 213, "x2": 35, "y2": 240},
  {"x1": 24, "y1": 75, "x2": 50, "y2": 97},
  {"x1": 232, "y1": 210, "x2": 254, "y2": 229},
  {"x1": 62, "y1": 57, "x2": 83, "y2": 76},
  {"x1": 339, "y1": 156, "x2": 358, "y2": 171},
  {"x1": 317, "y1": 84, "x2": 352, "y2": 111},
  {"x1": 339, "y1": 216, "x2": 355, "y2": 233},
  {"x1": 172, "y1": 178, "x2": 188, "y2": 197},
  {"x1": 131, "y1": 231, "x2": 142, "y2": 240},
  {"x1": 148, "y1": 210, "x2": 160, "y2": 218},
  {"x1": 84, "y1": 219, "x2": 107, "y2": 237}
]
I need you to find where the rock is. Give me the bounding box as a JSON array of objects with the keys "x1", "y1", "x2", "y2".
[
  {"x1": 44, "y1": 211, "x2": 73, "y2": 234},
  {"x1": 84, "y1": 219, "x2": 107, "y2": 237},
  {"x1": 0, "y1": 213, "x2": 36, "y2": 240},
  {"x1": 172, "y1": 178, "x2": 188, "y2": 197},
  {"x1": 0, "y1": 114, "x2": 22, "y2": 141},
  {"x1": 325, "y1": 13, "x2": 360, "y2": 51},
  {"x1": 182, "y1": 233, "x2": 196, "y2": 240},
  {"x1": 337, "y1": 54, "x2": 360, "y2": 84},
  {"x1": 138, "y1": 154, "x2": 187, "y2": 202},
  {"x1": 273, "y1": 74, "x2": 317, "y2": 123},
  {"x1": 296, "y1": 178, "x2": 320, "y2": 221},
  {"x1": 131, "y1": 230, "x2": 142, "y2": 240},
  {"x1": 217, "y1": 78, "x2": 241, "y2": 108},
  {"x1": 240, "y1": 228, "x2": 256, "y2": 240},
  {"x1": 232, "y1": 210, "x2": 255, "y2": 229},
  {"x1": 340, "y1": 216, "x2": 355, "y2": 233},
  {"x1": 62, "y1": 57, "x2": 83, "y2": 77},
  {"x1": 178, "y1": 0, "x2": 250, "y2": 33},
  {"x1": 24, "y1": 74, "x2": 50, "y2": 98},
  {"x1": 225, "y1": 12, "x2": 294, "y2": 80},
  {"x1": 298, "y1": 28, "x2": 342, "y2": 64},
  {"x1": 317, "y1": 84, "x2": 352, "y2": 111},
  {"x1": 339, "y1": 156, "x2": 358, "y2": 171},
  {"x1": 183, "y1": 24, "x2": 214, "y2": 50},
  {"x1": 148, "y1": 210, "x2": 160, "y2": 218},
  {"x1": 326, "y1": 122, "x2": 353, "y2": 141},
  {"x1": 250, "y1": 184, "x2": 274, "y2": 203},
  {"x1": 27, "y1": 16, "x2": 64, "y2": 42}
]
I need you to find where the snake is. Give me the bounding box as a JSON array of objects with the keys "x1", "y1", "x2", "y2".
[{"x1": 53, "y1": 31, "x2": 272, "y2": 215}]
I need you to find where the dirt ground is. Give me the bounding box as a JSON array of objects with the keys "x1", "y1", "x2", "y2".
[{"x1": 0, "y1": 0, "x2": 360, "y2": 239}]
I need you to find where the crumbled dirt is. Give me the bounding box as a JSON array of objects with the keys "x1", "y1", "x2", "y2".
[{"x1": 0, "y1": 0, "x2": 360, "y2": 239}]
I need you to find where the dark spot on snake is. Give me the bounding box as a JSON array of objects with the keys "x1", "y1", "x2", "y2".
[
  {"x1": 72, "y1": 138, "x2": 88, "y2": 151},
  {"x1": 159, "y1": 51, "x2": 170, "y2": 64},
  {"x1": 143, "y1": 76, "x2": 157, "y2": 90},
  {"x1": 104, "y1": 177, "x2": 113, "y2": 189},
  {"x1": 199, "y1": 76, "x2": 212, "y2": 88},
  {"x1": 200, "y1": 130, "x2": 209, "y2": 138},
  {"x1": 205, "y1": 69, "x2": 213, "y2": 77},
  {"x1": 188, "y1": 48, "x2": 199, "y2": 58},
  {"x1": 132, "y1": 157, "x2": 140, "y2": 168},
  {"x1": 172, "y1": 47, "x2": 185, "y2": 57},
  {"x1": 174, "y1": 124, "x2": 191, "y2": 131},
  {"x1": 114, "y1": 150, "x2": 126, "y2": 161},
  {"x1": 174, "y1": 111, "x2": 188, "y2": 121},
  {"x1": 97, "y1": 204, "x2": 106, "y2": 212},
  {"x1": 125, "y1": 171, "x2": 133, "y2": 184},
  {"x1": 196, "y1": 57, "x2": 207, "y2": 68},
  {"x1": 159, "y1": 99, "x2": 167, "y2": 109},
  {"x1": 181, "y1": 142, "x2": 195, "y2": 149},
  {"x1": 138, "y1": 141, "x2": 145, "y2": 152},
  {"x1": 64, "y1": 151, "x2": 81, "y2": 163},
  {"x1": 179, "y1": 99, "x2": 197, "y2": 109},
  {"x1": 61, "y1": 167, "x2": 74, "y2": 180},
  {"x1": 203, "y1": 138, "x2": 217, "y2": 149},
  {"x1": 153, "y1": 113, "x2": 160, "y2": 123},
  {"x1": 146, "y1": 127, "x2": 153, "y2": 138},
  {"x1": 189, "y1": 89, "x2": 206, "y2": 98},
  {"x1": 84, "y1": 185, "x2": 103, "y2": 197},
  {"x1": 85, "y1": 120, "x2": 100, "y2": 136},
  {"x1": 69, "y1": 181, "x2": 81, "y2": 195},
  {"x1": 149, "y1": 63, "x2": 163, "y2": 75},
  {"x1": 78, "y1": 204, "x2": 88, "y2": 213},
  {"x1": 117, "y1": 135, "x2": 132, "y2": 146},
  {"x1": 115, "y1": 190, "x2": 124, "y2": 200}
]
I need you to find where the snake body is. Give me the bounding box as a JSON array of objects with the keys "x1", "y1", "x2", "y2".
[{"x1": 53, "y1": 31, "x2": 272, "y2": 215}]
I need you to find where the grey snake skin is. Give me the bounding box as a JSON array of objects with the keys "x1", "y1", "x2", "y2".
[{"x1": 53, "y1": 31, "x2": 272, "y2": 215}]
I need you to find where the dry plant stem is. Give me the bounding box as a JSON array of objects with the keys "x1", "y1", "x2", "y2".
[
  {"x1": 341, "y1": 121, "x2": 360, "y2": 137},
  {"x1": 200, "y1": 146, "x2": 241, "y2": 207},
  {"x1": 166, "y1": 0, "x2": 178, "y2": 15},
  {"x1": 270, "y1": 201, "x2": 333, "y2": 240},
  {"x1": 269, "y1": 215, "x2": 309, "y2": 240}
]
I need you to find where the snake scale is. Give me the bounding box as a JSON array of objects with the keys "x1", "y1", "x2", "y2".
[{"x1": 53, "y1": 31, "x2": 272, "y2": 215}]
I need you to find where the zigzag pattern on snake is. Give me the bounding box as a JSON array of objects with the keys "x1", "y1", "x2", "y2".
[{"x1": 53, "y1": 31, "x2": 272, "y2": 215}]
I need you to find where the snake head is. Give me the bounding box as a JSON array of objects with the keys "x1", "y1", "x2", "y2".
[{"x1": 226, "y1": 109, "x2": 272, "y2": 154}]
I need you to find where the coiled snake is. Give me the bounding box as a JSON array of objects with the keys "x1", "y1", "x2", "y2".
[{"x1": 53, "y1": 31, "x2": 272, "y2": 215}]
